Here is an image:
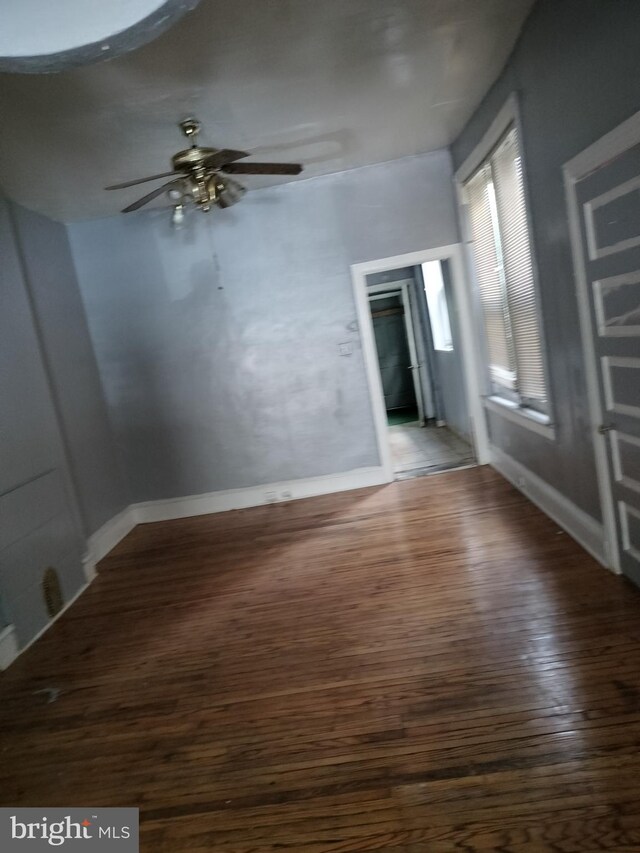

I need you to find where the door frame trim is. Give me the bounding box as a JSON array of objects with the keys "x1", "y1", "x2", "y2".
[
  {"x1": 367, "y1": 280, "x2": 426, "y2": 423},
  {"x1": 351, "y1": 244, "x2": 490, "y2": 482},
  {"x1": 562, "y1": 108, "x2": 640, "y2": 573}
]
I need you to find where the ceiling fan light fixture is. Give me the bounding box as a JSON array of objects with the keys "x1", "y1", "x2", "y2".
[
  {"x1": 206, "y1": 174, "x2": 225, "y2": 202},
  {"x1": 171, "y1": 203, "x2": 185, "y2": 228},
  {"x1": 216, "y1": 175, "x2": 246, "y2": 209}
]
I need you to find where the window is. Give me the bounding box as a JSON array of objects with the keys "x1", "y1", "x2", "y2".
[
  {"x1": 464, "y1": 124, "x2": 548, "y2": 413},
  {"x1": 422, "y1": 261, "x2": 453, "y2": 351}
]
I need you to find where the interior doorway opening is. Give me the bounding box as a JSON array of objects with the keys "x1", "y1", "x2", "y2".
[{"x1": 365, "y1": 259, "x2": 476, "y2": 480}]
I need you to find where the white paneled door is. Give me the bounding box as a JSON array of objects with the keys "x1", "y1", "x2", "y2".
[{"x1": 567, "y1": 114, "x2": 640, "y2": 588}]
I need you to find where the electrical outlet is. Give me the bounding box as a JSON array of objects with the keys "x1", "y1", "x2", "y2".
[
  {"x1": 338, "y1": 342, "x2": 353, "y2": 357},
  {"x1": 281, "y1": 490, "x2": 292, "y2": 500},
  {"x1": 265, "y1": 492, "x2": 278, "y2": 503}
]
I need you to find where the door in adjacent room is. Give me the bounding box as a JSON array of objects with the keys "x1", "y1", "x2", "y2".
[{"x1": 369, "y1": 292, "x2": 418, "y2": 417}]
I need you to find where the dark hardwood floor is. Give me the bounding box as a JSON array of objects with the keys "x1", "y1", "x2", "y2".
[{"x1": 2, "y1": 466, "x2": 640, "y2": 851}]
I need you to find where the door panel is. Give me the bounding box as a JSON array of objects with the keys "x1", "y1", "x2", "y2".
[
  {"x1": 371, "y1": 308, "x2": 416, "y2": 411},
  {"x1": 612, "y1": 431, "x2": 640, "y2": 494},
  {"x1": 594, "y1": 271, "x2": 640, "y2": 336},
  {"x1": 577, "y1": 143, "x2": 640, "y2": 587}
]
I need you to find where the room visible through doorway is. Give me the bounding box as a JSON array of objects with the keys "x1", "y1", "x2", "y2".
[{"x1": 366, "y1": 260, "x2": 475, "y2": 480}]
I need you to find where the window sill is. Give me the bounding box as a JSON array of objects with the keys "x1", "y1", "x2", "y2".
[{"x1": 485, "y1": 396, "x2": 556, "y2": 440}]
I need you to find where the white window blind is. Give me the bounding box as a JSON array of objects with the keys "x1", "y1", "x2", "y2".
[
  {"x1": 465, "y1": 125, "x2": 548, "y2": 411},
  {"x1": 465, "y1": 164, "x2": 516, "y2": 390}
]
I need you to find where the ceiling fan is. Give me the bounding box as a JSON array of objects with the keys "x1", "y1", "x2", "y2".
[{"x1": 105, "y1": 118, "x2": 303, "y2": 219}]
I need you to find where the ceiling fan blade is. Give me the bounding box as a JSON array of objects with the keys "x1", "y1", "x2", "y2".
[
  {"x1": 105, "y1": 171, "x2": 182, "y2": 190},
  {"x1": 221, "y1": 162, "x2": 303, "y2": 175},
  {"x1": 202, "y1": 149, "x2": 249, "y2": 169},
  {"x1": 121, "y1": 180, "x2": 181, "y2": 213}
]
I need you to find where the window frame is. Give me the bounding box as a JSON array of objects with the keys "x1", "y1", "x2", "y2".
[{"x1": 455, "y1": 94, "x2": 555, "y2": 439}]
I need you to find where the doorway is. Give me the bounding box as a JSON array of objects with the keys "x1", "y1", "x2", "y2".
[
  {"x1": 368, "y1": 281, "x2": 423, "y2": 426},
  {"x1": 354, "y1": 246, "x2": 488, "y2": 481}
]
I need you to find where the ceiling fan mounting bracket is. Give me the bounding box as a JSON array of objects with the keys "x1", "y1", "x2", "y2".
[{"x1": 179, "y1": 117, "x2": 201, "y2": 140}]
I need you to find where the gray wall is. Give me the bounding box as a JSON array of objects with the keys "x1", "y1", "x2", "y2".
[
  {"x1": 451, "y1": 0, "x2": 640, "y2": 520},
  {"x1": 12, "y1": 204, "x2": 128, "y2": 537},
  {"x1": 69, "y1": 150, "x2": 460, "y2": 503},
  {"x1": 0, "y1": 194, "x2": 127, "y2": 649}
]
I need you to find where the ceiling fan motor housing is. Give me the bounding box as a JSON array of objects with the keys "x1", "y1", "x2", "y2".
[{"x1": 171, "y1": 147, "x2": 217, "y2": 171}]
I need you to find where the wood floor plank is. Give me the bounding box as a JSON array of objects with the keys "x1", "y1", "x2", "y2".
[{"x1": 1, "y1": 466, "x2": 640, "y2": 851}]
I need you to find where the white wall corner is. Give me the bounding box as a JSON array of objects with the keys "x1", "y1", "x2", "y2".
[
  {"x1": 490, "y1": 445, "x2": 610, "y2": 570},
  {"x1": 0, "y1": 625, "x2": 19, "y2": 671},
  {"x1": 133, "y1": 466, "x2": 389, "y2": 524},
  {"x1": 86, "y1": 505, "x2": 137, "y2": 566}
]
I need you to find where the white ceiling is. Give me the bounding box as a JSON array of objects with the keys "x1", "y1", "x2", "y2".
[{"x1": 0, "y1": 0, "x2": 534, "y2": 221}]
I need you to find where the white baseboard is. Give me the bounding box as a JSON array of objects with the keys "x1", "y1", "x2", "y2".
[
  {"x1": 82, "y1": 466, "x2": 388, "y2": 559},
  {"x1": 82, "y1": 552, "x2": 98, "y2": 583},
  {"x1": 0, "y1": 625, "x2": 19, "y2": 671},
  {"x1": 86, "y1": 505, "x2": 137, "y2": 566},
  {"x1": 133, "y1": 466, "x2": 389, "y2": 524},
  {"x1": 491, "y1": 446, "x2": 610, "y2": 569}
]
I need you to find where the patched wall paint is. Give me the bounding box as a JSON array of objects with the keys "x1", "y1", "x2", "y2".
[{"x1": 69, "y1": 151, "x2": 460, "y2": 503}]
